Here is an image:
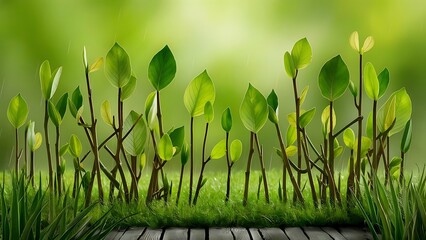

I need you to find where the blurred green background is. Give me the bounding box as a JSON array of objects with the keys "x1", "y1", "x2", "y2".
[{"x1": 0, "y1": 0, "x2": 425, "y2": 173}]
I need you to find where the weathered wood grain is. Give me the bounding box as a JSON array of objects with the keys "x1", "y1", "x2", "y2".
[
  {"x1": 321, "y1": 227, "x2": 347, "y2": 240},
  {"x1": 230, "y1": 228, "x2": 250, "y2": 240},
  {"x1": 284, "y1": 227, "x2": 309, "y2": 240},
  {"x1": 119, "y1": 227, "x2": 146, "y2": 240},
  {"x1": 339, "y1": 227, "x2": 373, "y2": 240},
  {"x1": 139, "y1": 228, "x2": 163, "y2": 240},
  {"x1": 162, "y1": 228, "x2": 187, "y2": 240},
  {"x1": 189, "y1": 228, "x2": 205, "y2": 240},
  {"x1": 259, "y1": 228, "x2": 289, "y2": 240},
  {"x1": 303, "y1": 227, "x2": 333, "y2": 240},
  {"x1": 209, "y1": 227, "x2": 233, "y2": 240}
]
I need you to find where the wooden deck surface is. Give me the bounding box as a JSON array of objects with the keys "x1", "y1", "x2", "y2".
[{"x1": 106, "y1": 226, "x2": 373, "y2": 240}]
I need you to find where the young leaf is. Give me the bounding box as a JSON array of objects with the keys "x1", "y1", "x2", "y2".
[
  {"x1": 378, "y1": 68, "x2": 389, "y2": 99},
  {"x1": 286, "y1": 125, "x2": 297, "y2": 147},
  {"x1": 287, "y1": 112, "x2": 296, "y2": 126},
  {"x1": 210, "y1": 139, "x2": 226, "y2": 160},
  {"x1": 230, "y1": 139, "x2": 243, "y2": 162},
  {"x1": 286, "y1": 145, "x2": 297, "y2": 157},
  {"x1": 83, "y1": 47, "x2": 88, "y2": 70},
  {"x1": 299, "y1": 107, "x2": 316, "y2": 128},
  {"x1": 267, "y1": 90, "x2": 278, "y2": 112},
  {"x1": 100, "y1": 100, "x2": 113, "y2": 126},
  {"x1": 148, "y1": 45, "x2": 176, "y2": 90},
  {"x1": 343, "y1": 128, "x2": 355, "y2": 149},
  {"x1": 390, "y1": 157, "x2": 402, "y2": 177},
  {"x1": 89, "y1": 57, "x2": 104, "y2": 73},
  {"x1": 144, "y1": 91, "x2": 157, "y2": 127},
  {"x1": 364, "y1": 62, "x2": 379, "y2": 100},
  {"x1": 284, "y1": 51, "x2": 296, "y2": 79},
  {"x1": 40, "y1": 60, "x2": 52, "y2": 100},
  {"x1": 318, "y1": 55, "x2": 350, "y2": 101},
  {"x1": 181, "y1": 142, "x2": 189, "y2": 166},
  {"x1": 361, "y1": 36, "x2": 374, "y2": 54},
  {"x1": 169, "y1": 126, "x2": 185, "y2": 152},
  {"x1": 321, "y1": 105, "x2": 336, "y2": 134},
  {"x1": 121, "y1": 75, "x2": 136, "y2": 101},
  {"x1": 355, "y1": 137, "x2": 372, "y2": 158},
  {"x1": 383, "y1": 96, "x2": 396, "y2": 132},
  {"x1": 184, "y1": 70, "x2": 215, "y2": 117},
  {"x1": 69, "y1": 134, "x2": 82, "y2": 158},
  {"x1": 140, "y1": 153, "x2": 147, "y2": 170},
  {"x1": 48, "y1": 100, "x2": 61, "y2": 127},
  {"x1": 158, "y1": 133, "x2": 173, "y2": 161},
  {"x1": 291, "y1": 38, "x2": 312, "y2": 70},
  {"x1": 204, "y1": 101, "x2": 214, "y2": 123},
  {"x1": 59, "y1": 143, "x2": 69, "y2": 156},
  {"x1": 239, "y1": 84, "x2": 268, "y2": 133},
  {"x1": 334, "y1": 146, "x2": 344, "y2": 158},
  {"x1": 268, "y1": 106, "x2": 279, "y2": 125},
  {"x1": 401, "y1": 119, "x2": 412, "y2": 153},
  {"x1": 349, "y1": 80, "x2": 358, "y2": 97},
  {"x1": 69, "y1": 87, "x2": 83, "y2": 118},
  {"x1": 56, "y1": 93, "x2": 68, "y2": 119},
  {"x1": 7, "y1": 94, "x2": 28, "y2": 129},
  {"x1": 105, "y1": 43, "x2": 131, "y2": 88},
  {"x1": 221, "y1": 107, "x2": 232, "y2": 132},
  {"x1": 377, "y1": 88, "x2": 412, "y2": 136},
  {"x1": 349, "y1": 31, "x2": 360, "y2": 53},
  {"x1": 299, "y1": 86, "x2": 309, "y2": 106},
  {"x1": 33, "y1": 133, "x2": 42, "y2": 151},
  {"x1": 123, "y1": 111, "x2": 147, "y2": 156},
  {"x1": 366, "y1": 112, "x2": 373, "y2": 139},
  {"x1": 27, "y1": 121, "x2": 36, "y2": 150}
]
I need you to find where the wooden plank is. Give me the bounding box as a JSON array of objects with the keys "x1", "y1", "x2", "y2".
[
  {"x1": 339, "y1": 227, "x2": 373, "y2": 240},
  {"x1": 259, "y1": 228, "x2": 289, "y2": 240},
  {"x1": 230, "y1": 228, "x2": 250, "y2": 240},
  {"x1": 209, "y1": 227, "x2": 233, "y2": 240},
  {"x1": 190, "y1": 228, "x2": 205, "y2": 240},
  {"x1": 162, "y1": 228, "x2": 188, "y2": 240},
  {"x1": 249, "y1": 228, "x2": 263, "y2": 240},
  {"x1": 105, "y1": 227, "x2": 127, "y2": 240},
  {"x1": 284, "y1": 227, "x2": 309, "y2": 240},
  {"x1": 120, "y1": 227, "x2": 146, "y2": 240},
  {"x1": 321, "y1": 227, "x2": 346, "y2": 240},
  {"x1": 140, "y1": 228, "x2": 163, "y2": 240},
  {"x1": 303, "y1": 227, "x2": 333, "y2": 240}
]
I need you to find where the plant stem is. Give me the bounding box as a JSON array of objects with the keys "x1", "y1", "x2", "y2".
[
  {"x1": 156, "y1": 91, "x2": 164, "y2": 137},
  {"x1": 30, "y1": 151, "x2": 34, "y2": 187},
  {"x1": 15, "y1": 128, "x2": 19, "y2": 176},
  {"x1": 243, "y1": 132, "x2": 254, "y2": 206},
  {"x1": 130, "y1": 155, "x2": 138, "y2": 201},
  {"x1": 346, "y1": 149, "x2": 355, "y2": 204},
  {"x1": 176, "y1": 164, "x2": 185, "y2": 205},
  {"x1": 55, "y1": 126, "x2": 62, "y2": 195},
  {"x1": 372, "y1": 100, "x2": 378, "y2": 175},
  {"x1": 24, "y1": 127, "x2": 28, "y2": 177},
  {"x1": 328, "y1": 101, "x2": 336, "y2": 205},
  {"x1": 301, "y1": 129, "x2": 317, "y2": 207},
  {"x1": 400, "y1": 151, "x2": 405, "y2": 184},
  {"x1": 225, "y1": 132, "x2": 231, "y2": 202},
  {"x1": 291, "y1": 71, "x2": 302, "y2": 202},
  {"x1": 146, "y1": 130, "x2": 160, "y2": 204},
  {"x1": 189, "y1": 117, "x2": 194, "y2": 205},
  {"x1": 254, "y1": 133, "x2": 269, "y2": 203},
  {"x1": 193, "y1": 122, "x2": 209, "y2": 205},
  {"x1": 43, "y1": 101, "x2": 53, "y2": 191},
  {"x1": 355, "y1": 54, "x2": 363, "y2": 196}
]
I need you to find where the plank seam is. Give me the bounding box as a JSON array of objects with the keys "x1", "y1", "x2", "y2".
[
  {"x1": 257, "y1": 228, "x2": 266, "y2": 240},
  {"x1": 136, "y1": 227, "x2": 148, "y2": 240},
  {"x1": 118, "y1": 226, "x2": 130, "y2": 240}
]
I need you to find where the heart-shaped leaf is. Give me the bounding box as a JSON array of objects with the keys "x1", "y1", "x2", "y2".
[
  {"x1": 230, "y1": 139, "x2": 242, "y2": 162},
  {"x1": 148, "y1": 45, "x2": 176, "y2": 91},
  {"x1": 123, "y1": 111, "x2": 147, "y2": 156},
  {"x1": 121, "y1": 75, "x2": 136, "y2": 101},
  {"x1": 221, "y1": 107, "x2": 232, "y2": 132},
  {"x1": 401, "y1": 119, "x2": 412, "y2": 153},
  {"x1": 105, "y1": 43, "x2": 131, "y2": 88},
  {"x1": 158, "y1": 133, "x2": 173, "y2": 161},
  {"x1": 318, "y1": 55, "x2": 349, "y2": 101},
  {"x1": 291, "y1": 38, "x2": 312, "y2": 70},
  {"x1": 69, "y1": 134, "x2": 82, "y2": 158},
  {"x1": 364, "y1": 62, "x2": 379, "y2": 100},
  {"x1": 184, "y1": 70, "x2": 215, "y2": 117},
  {"x1": 377, "y1": 88, "x2": 412, "y2": 136},
  {"x1": 204, "y1": 101, "x2": 214, "y2": 123},
  {"x1": 299, "y1": 107, "x2": 316, "y2": 128},
  {"x1": 7, "y1": 94, "x2": 28, "y2": 129},
  {"x1": 239, "y1": 84, "x2": 268, "y2": 133},
  {"x1": 210, "y1": 139, "x2": 226, "y2": 160}
]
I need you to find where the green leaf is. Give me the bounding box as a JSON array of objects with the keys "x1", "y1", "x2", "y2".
[
  {"x1": 300, "y1": 86, "x2": 309, "y2": 106},
  {"x1": 169, "y1": 126, "x2": 185, "y2": 153},
  {"x1": 378, "y1": 68, "x2": 389, "y2": 99},
  {"x1": 366, "y1": 112, "x2": 373, "y2": 139},
  {"x1": 69, "y1": 87, "x2": 83, "y2": 118},
  {"x1": 299, "y1": 107, "x2": 316, "y2": 128},
  {"x1": 204, "y1": 101, "x2": 214, "y2": 123},
  {"x1": 291, "y1": 38, "x2": 312, "y2": 70},
  {"x1": 69, "y1": 134, "x2": 82, "y2": 158},
  {"x1": 56, "y1": 93, "x2": 68, "y2": 119},
  {"x1": 286, "y1": 125, "x2": 297, "y2": 146},
  {"x1": 184, "y1": 70, "x2": 215, "y2": 117},
  {"x1": 349, "y1": 31, "x2": 360, "y2": 53},
  {"x1": 355, "y1": 136, "x2": 372, "y2": 158},
  {"x1": 364, "y1": 62, "x2": 379, "y2": 100},
  {"x1": 7, "y1": 94, "x2": 28, "y2": 129},
  {"x1": 343, "y1": 128, "x2": 355, "y2": 149},
  {"x1": 239, "y1": 84, "x2": 268, "y2": 133},
  {"x1": 40, "y1": 60, "x2": 52, "y2": 100},
  {"x1": 389, "y1": 157, "x2": 402, "y2": 176},
  {"x1": 59, "y1": 143, "x2": 69, "y2": 156},
  {"x1": 148, "y1": 45, "x2": 176, "y2": 90},
  {"x1": 221, "y1": 107, "x2": 232, "y2": 132},
  {"x1": 210, "y1": 139, "x2": 226, "y2": 160},
  {"x1": 383, "y1": 96, "x2": 396, "y2": 132},
  {"x1": 27, "y1": 121, "x2": 36, "y2": 150},
  {"x1": 286, "y1": 145, "x2": 297, "y2": 157},
  {"x1": 48, "y1": 100, "x2": 61, "y2": 127},
  {"x1": 89, "y1": 57, "x2": 104, "y2": 73},
  {"x1": 287, "y1": 112, "x2": 296, "y2": 126},
  {"x1": 267, "y1": 90, "x2": 278, "y2": 112},
  {"x1": 100, "y1": 100, "x2": 114, "y2": 126},
  {"x1": 349, "y1": 81, "x2": 358, "y2": 97},
  {"x1": 284, "y1": 51, "x2": 296, "y2": 79},
  {"x1": 334, "y1": 146, "x2": 343, "y2": 158},
  {"x1": 401, "y1": 119, "x2": 412, "y2": 153},
  {"x1": 34, "y1": 133, "x2": 42, "y2": 151},
  {"x1": 181, "y1": 142, "x2": 189, "y2": 166},
  {"x1": 268, "y1": 106, "x2": 279, "y2": 125},
  {"x1": 50, "y1": 67, "x2": 62, "y2": 99},
  {"x1": 377, "y1": 88, "x2": 412, "y2": 136},
  {"x1": 361, "y1": 36, "x2": 374, "y2": 54},
  {"x1": 105, "y1": 43, "x2": 131, "y2": 88},
  {"x1": 121, "y1": 75, "x2": 136, "y2": 101},
  {"x1": 144, "y1": 91, "x2": 157, "y2": 127},
  {"x1": 318, "y1": 55, "x2": 350, "y2": 101},
  {"x1": 123, "y1": 111, "x2": 147, "y2": 156},
  {"x1": 158, "y1": 133, "x2": 173, "y2": 161},
  {"x1": 230, "y1": 139, "x2": 242, "y2": 162},
  {"x1": 321, "y1": 105, "x2": 336, "y2": 134},
  {"x1": 140, "y1": 153, "x2": 147, "y2": 170}
]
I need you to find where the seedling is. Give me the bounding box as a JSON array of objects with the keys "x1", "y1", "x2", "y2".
[{"x1": 26, "y1": 121, "x2": 42, "y2": 186}]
